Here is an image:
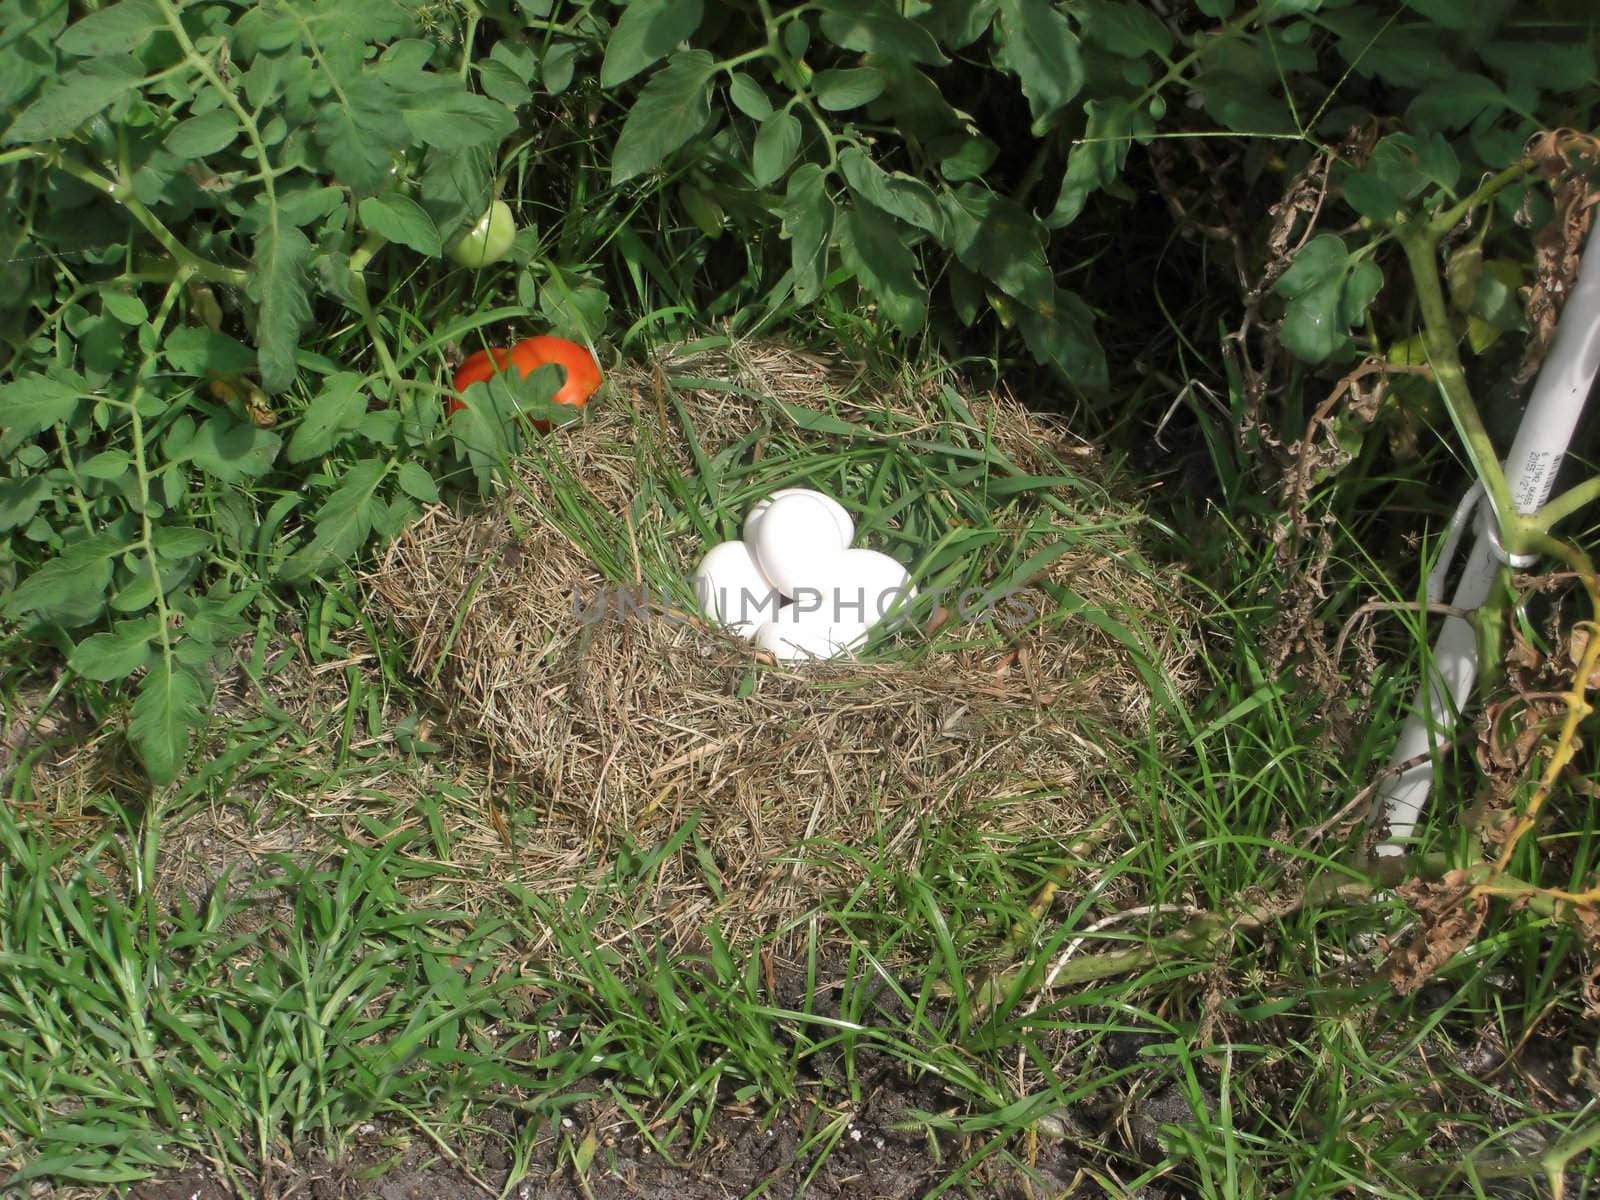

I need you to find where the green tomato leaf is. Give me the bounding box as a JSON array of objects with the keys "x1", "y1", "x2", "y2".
[
  {"x1": 918, "y1": 0, "x2": 998, "y2": 49},
  {"x1": 1400, "y1": 0, "x2": 1472, "y2": 30},
  {"x1": 108, "y1": 550, "x2": 180, "y2": 614},
  {"x1": 1273, "y1": 233, "x2": 1350, "y2": 300},
  {"x1": 128, "y1": 657, "x2": 208, "y2": 785},
  {"x1": 1273, "y1": 233, "x2": 1379, "y2": 364},
  {"x1": 1261, "y1": 0, "x2": 1320, "y2": 16},
  {"x1": 817, "y1": 0, "x2": 949, "y2": 65},
  {"x1": 3, "y1": 54, "x2": 145, "y2": 144},
  {"x1": 1369, "y1": 131, "x2": 1459, "y2": 195},
  {"x1": 477, "y1": 58, "x2": 532, "y2": 108},
  {"x1": 542, "y1": 41, "x2": 579, "y2": 95},
  {"x1": 73, "y1": 311, "x2": 126, "y2": 381},
  {"x1": 247, "y1": 222, "x2": 313, "y2": 394},
  {"x1": 1075, "y1": 0, "x2": 1172, "y2": 59},
  {"x1": 1047, "y1": 99, "x2": 1134, "y2": 228},
  {"x1": 57, "y1": 0, "x2": 164, "y2": 56},
  {"x1": 728, "y1": 72, "x2": 773, "y2": 120},
  {"x1": 288, "y1": 373, "x2": 368, "y2": 463},
  {"x1": 1017, "y1": 287, "x2": 1108, "y2": 393},
  {"x1": 102, "y1": 291, "x2": 148, "y2": 325},
  {"x1": 1342, "y1": 169, "x2": 1401, "y2": 221},
  {"x1": 612, "y1": 50, "x2": 717, "y2": 183},
  {"x1": 450, "y1": 395, "x2": 515, "y2": 494},
  {"x1": 947, "y1": 262, "x2": 984, "y2": 327},
  {"x1": 185, "y1": 417, "x2": 283, "y2": 482},
  {"x1": 396, "y1": 461, "x2": 440, "y2": 503},
  {"x1": 812, "y1": 67, "x2": 885, "y2": 112},
  {"x1": 356, "y1": 409, "x2": 402, "y2": 447},
  {"x1": 401, "y1": 83, "x2": 518, "y2": 148},
  {"x1": 359, "y1": 193, "x2": 442, "y2": 257},
  {"x1": 0, "y1": 371, "x2": 85, "y2": 438},
  {"x1": 175, "y1": 585, "x2": 254, "y2": 647},
  {"x1": 70, "y1": 615, "x2": 161, "y2": 681},
  {"x1": 783, "y1": 15, "x2": 812, "y2": 58},
  {"x1": 752, "y1": 111, "x2": 802, "y2": 187},
  {"x1": 2, "y1": 531, "x2": 121, "y2": 627},
  {"x1": 782, "y1": 163, "x2": 835, "y2": 306},
  {"x1": 313, "y1": 74, "x2": 408, "y2": 191},
  {"x1": 0, "y1": 17, "x2": 56, "y2": 113},
  {"x1": 601, "y1": 0, "x2": 706, "y2": 88},
  {"x1": 491, "y1": 40, "x2": 539, "y2": 83},
  {"x1": 933, "y1": 133, "x2": 1000, "y2": 182},
  {"x1": 537, "y1": 268, "x2": 611, "y2": 343},
  {"x1": 165, "y1": 109, "x2": 240, "y2": 158},
  {"x1": 153, "y1": 526, "x2": 212, "y2": 560},
  {"x1": 940, "y1": 186, "x2": 1054, "y2": 312},
  {"x1": 839, "y1": 147, "x2": 945, "y2": 240},
  {"x1": 79, "y1": 450, "x2": 132, "y2": 480},
  {"x1": 680, "y1": 184, "x2": 724, "y2": 237},
  {"x1": 838, "y1": 204, "x2": 927, "y2": 333},
  {"x1": 991, "y1": 0, "x2": 1083, "y2": 133},
  {"x1": 1327, "y1": 15, "x2": 1453, "y2": 89},
  {"x1": 164, "y1": 327, "x2": 258, "y2": 377},
  {"x1": 1339, "y1": 260, "x2": 1384, "y2": 328},
  {"x1": 1406, "y1": 74, "x2": 1505, "y2": 134},
  {"x1": 1280, "y1": 273, "x2": 1348, "y2": 363},
  {"x1": 0, "y1": 477, "x2": 52, "y2": 533},
  {"x1": 1197, "y1": 69, "x2": 1290, "y2": 134},
  {"x1": 1482, "y1": 41, "x2": 1596, "y2": 96},
  {"x1": 276, "y1": 186, "x2": 346, "y2": 229},
  {"x1": 420, "y1": 142, "x2": 495, "y2": 242},
  {"x1": 496, "y1": 362, "x2": 569, "y2": 427},
  {"x1": 281, "y1": 458, "x2": 389, "y2": 580}
]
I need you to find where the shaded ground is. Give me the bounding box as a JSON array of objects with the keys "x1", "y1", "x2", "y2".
[
  {"x1": 110, "y1": 999, "x2": 1599, "y2": 1200},
  {"x1": 126, "y1": 1096, "x2": 1058, "y2": 1200}
]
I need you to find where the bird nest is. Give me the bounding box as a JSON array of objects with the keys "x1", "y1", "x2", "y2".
[{"x1": 367, "y1": 339, "x2": 1197, "y2": 922}]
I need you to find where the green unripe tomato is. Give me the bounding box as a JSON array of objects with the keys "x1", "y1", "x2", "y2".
[{"x1": 447, "y1": 199, "x2": 516, "y2": 268}]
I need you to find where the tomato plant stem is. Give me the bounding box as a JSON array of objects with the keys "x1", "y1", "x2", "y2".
[
  {"x1": 1536, "y1": 474, "x2": 1600, "y2": 529},
  {"x1": 156, "y1": 0, "x2": 279, "y2": 216},
  {"x1": 756, "y1": 0, "x2": 839, "y2": 172},
  {"x1": 38, "y1": 151, "x2": 248, "y2": 287},
  {"x1": 347, "y1": 233, "x2": 406, "y2": 399},
  {"x1": 51, "y1": 425, "x2": 99, "y2": 536},
  {"x1": 122, "y1": 275, "x2": 187, "y2": 811},
  {"x1": 1427, "y1": 159, "x2": 1533, "y2": 238},
  {"x1": 1398, "y1": 222, "x2": 1517, "y2": 532}
]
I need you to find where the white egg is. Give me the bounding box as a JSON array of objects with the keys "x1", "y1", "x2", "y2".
[
  {"x1": 743, "y1": 488, "x2": 853, "y2": 550},
  {"x1": 692, "y1": 541, "x2": 783, "y2": 638},
  {"x1": 749, "y1": 492, "x2": 850, "y2": 598},
  {"x1": 753, "y1": 604, "x2": 870, "y2": 661},
  {"x1": 799, "y1": 548, "x2": 916, "y2": 630}
]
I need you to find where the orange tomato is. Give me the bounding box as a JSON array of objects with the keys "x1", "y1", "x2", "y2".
[
  {"x1": 511, "y1": 336, "x2": 603, "y2": 414},
  {"x1": 448, "y1": 346, "x2": 511, "y2": 415},
  {"x1": 448, "y1": 336, "x2": 602, "y2": 430}
]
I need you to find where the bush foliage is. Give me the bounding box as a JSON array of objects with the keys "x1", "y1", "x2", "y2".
[{"x1": 1, "y1": 0, "x2": 1596, "y2": 780}]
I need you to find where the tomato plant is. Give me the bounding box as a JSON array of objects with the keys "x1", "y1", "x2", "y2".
[{"x1": 0, "y1": 0, "x2": 1594, "y2": 789}]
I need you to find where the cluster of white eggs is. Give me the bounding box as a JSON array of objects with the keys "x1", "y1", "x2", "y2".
[{"x1": 692, "y1": 488, "x2": 915, "y2": 661}]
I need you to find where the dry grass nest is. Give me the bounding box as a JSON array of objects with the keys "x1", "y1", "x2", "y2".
[{"x1": 367, "y1": 339, "x2": 1199, "y2": 921}]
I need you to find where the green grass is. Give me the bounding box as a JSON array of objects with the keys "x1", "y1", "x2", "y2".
[
  {"x1": 2, "y1": 315, "x2": 1596, "y2": 1195},
  {"x1": 4, "y1": 466, "x2": 1597, "y2": 1197}
]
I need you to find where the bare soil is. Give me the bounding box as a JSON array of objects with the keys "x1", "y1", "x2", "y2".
[{"x1": 124, "y1": 1095, "x2": 1085, "y2": 1200}]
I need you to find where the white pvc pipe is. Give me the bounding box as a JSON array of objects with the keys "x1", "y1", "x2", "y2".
[{"x1": 1374, "y1": 223, "x2": 1600, "y2": 854}]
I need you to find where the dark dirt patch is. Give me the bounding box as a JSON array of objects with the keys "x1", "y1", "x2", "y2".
[{"x1": 120, "y1": 1098, "x2": 1073, "y2": 1200}]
